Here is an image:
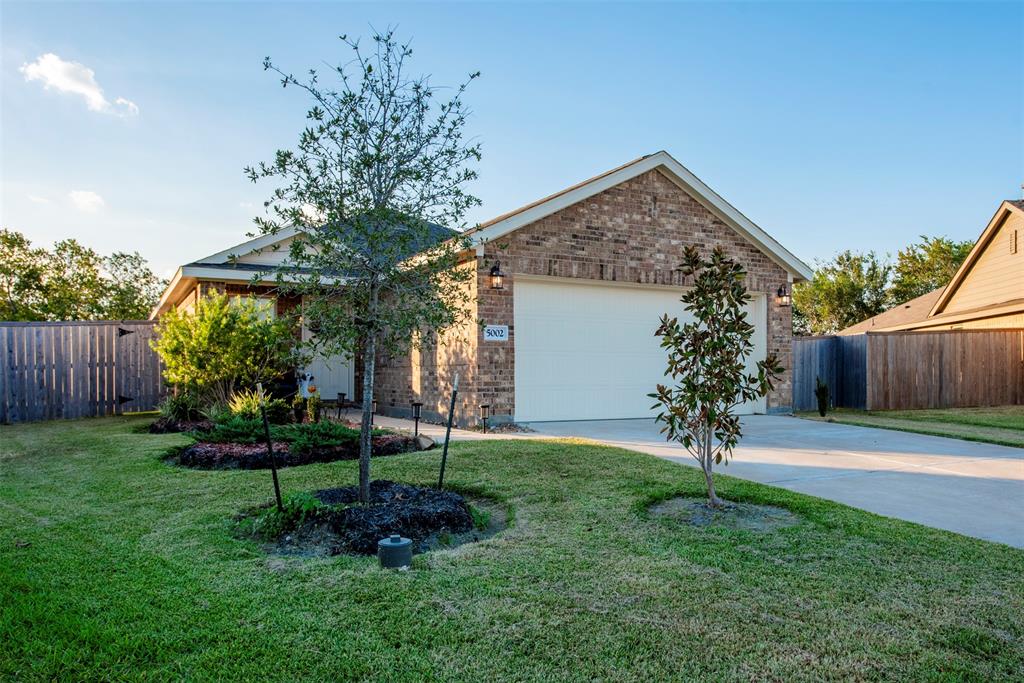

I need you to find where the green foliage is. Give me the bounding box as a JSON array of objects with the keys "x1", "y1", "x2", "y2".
[
  {"x1": 151, "y1": 292, "x2": 300, "y2": 406},
  {"x1": 792, "y1": 235, "x2": 974, "y2": 336},
  {"x1": 227, "y1": 388, "x2": 291, "y2": 424},
  {"x1": 277, "y1": 420, "x2": 361, "y2": 455},
  {"x1": 204, "y1": 416, "x2": 265, "y2": 444},
  {"x1": 203, "y1": 417, "x2": 363, "y2": 454},
  {"x1": 0, "y1": 228, "x2": 48, "y2": 320},
  {"x1": 890, "y1": 235, "x2": 973, "y2": 304},
  {"x1": 158, "y1": 392, "x2": 202, "y2": 422},
  {"x1": 246, "y1": 29, "x2": 481, "y2": 503},
  {"x1": 650, "y1": 246, "x2": 783, "y2": 506},
  {"x1": 792, "y1": 250, "x2": 891, "y2": 335},
  {"x1": 306, "y1": 393, "x2": 322, "y2": 423},
  {"x1": 0, "y1": 228, "x2": 166, "y2": 321},
  {"x1": 814, "y1": 377, "x2": 829, "y2": 417},
  {"x1": 250, "y1": 492, "x2": 323, "y2": 538}
]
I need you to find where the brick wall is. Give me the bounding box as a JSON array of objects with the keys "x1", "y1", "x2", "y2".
[
  {"x1": 374, "y1": 260, "x2": 483, "y2": 425},
  {"x1": 376, "y1": 167, "x2": 794, "y2": 425}
]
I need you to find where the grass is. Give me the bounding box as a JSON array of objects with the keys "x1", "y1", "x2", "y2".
[
  {"x1": 798, "y1": 406, "x2": 1024, "y2": 448},
  {"x1": 2, "y1": 416, "x2": 1022, "y2": 681}
]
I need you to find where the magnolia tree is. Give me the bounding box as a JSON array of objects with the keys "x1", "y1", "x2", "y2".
[
  {"x1": 246, "y1": 31, "x2": 480, "y2": 503},
  {"x1": 650, "y1": 246, "x2": 783, "y2": 508}
]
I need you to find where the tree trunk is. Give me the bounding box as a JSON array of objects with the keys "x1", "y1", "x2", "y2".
[
  {"x1": 702, "y1": 419, "x2": 723, "y2": 508},
  {"x1": 358, "y1": 332, "x2": 376, "y2": 504},
  {"x1": 357, "y1": 284, "x2": 379, "y2": 505}
]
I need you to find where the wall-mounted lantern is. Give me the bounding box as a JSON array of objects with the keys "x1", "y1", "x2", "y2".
[
  {"x1": 411, "y1": 401, "x2": 423, "y2": 437},
  {"x1": 480, "y1": 404, "x2": 491, "y2": 433},
  {"x1": 776, "y1": 284, "x2": 791, "y2": 307},
  {"x1": 489, "y1": 262, "x2": 506, "y2": 290}
]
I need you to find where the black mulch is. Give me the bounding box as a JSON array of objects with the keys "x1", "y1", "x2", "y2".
[
  {"x1": 285, "y1": 481, "x2": 475, "y2": 555},
  {"x1": 177, "y1": 434, "x2": 419, "y2": 469}
]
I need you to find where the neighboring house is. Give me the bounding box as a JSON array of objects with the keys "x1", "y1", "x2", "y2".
[
  {"x1": 839, "y1": 200, "x2": 1024, "y2": 335},
  {"x1": 153, "y1": 151, "x2": 812, "y2": 425}
]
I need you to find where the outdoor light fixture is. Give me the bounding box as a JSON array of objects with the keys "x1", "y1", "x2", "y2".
[
  {"x1": 371, "y1": 399, "x2": 378, "y2": 426},
  {"x1": 480, "y1": 403, "x2": 491, "y2": 434},
  {"x1": 336, "y1": 392, "x2": 346, "y2": 419},
  {"x1": 489, "y1": 262, "x2": 505, "y2": 290},
  {"x1": 411, "y1": 401, "x2": 423, "y2": 437},
  {"x1": 777, "y1": 285, "x2": 791, "y2": 307}
]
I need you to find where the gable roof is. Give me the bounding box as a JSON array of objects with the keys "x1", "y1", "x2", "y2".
[
  {"x1": 466, "y1": 151, "x2": 813, "y2": 281},
  {"x1": 929, "y1": 199, "x2": 1024, "y2": 317},
  {"x1": 837, "y1": 287, "x2": 943, "y2": 335}
]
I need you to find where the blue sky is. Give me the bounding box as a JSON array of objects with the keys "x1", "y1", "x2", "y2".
[{"x1": 2, "y1": 1, "x2": 1021, "y2": 278}]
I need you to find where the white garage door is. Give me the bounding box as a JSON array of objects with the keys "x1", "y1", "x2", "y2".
[{"x1": 513, "y1": 278, "x2": 767, "y2": 422}]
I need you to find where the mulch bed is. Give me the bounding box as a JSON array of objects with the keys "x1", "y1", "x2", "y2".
[
  {"x1": 148, "y1": 417, "x2": 214, "y2": 434},
  {"x1": 176, "y1": 434, "x2": 419, "y2": 469},
  {"x1": 251, "y1": 480, "x2": 501, "y2": 556}
]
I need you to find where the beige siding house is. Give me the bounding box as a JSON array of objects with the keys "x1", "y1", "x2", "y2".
[{"x1": 840, "y1": 200, "x2": 1024, "y2": 334}]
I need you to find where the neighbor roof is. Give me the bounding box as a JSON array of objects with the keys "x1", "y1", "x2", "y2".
[
  {"x1": 466, "y1": 151, "x2": 813, "y2": 281},
  {"x1": 837, "y1": 287, "x2": 943, "y2": 336}
]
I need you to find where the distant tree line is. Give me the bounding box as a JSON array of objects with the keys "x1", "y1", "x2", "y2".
[
  {"x1": 793, "y1": 235, "x2": 974, "y2": 336},
  {"x1": 0, "y1": 228, "x2": 166, "y2": 321}
]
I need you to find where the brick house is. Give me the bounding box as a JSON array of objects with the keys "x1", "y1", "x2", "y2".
[{"x1": 153, "y1": 151, "x2": 811, "y2": 425}]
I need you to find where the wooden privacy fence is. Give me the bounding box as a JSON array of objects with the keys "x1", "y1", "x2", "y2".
[
  {"x1": 792, "y1": 334, "x2": 867, "y2": 410},
  {"x1": 0, "y1": 321, "x2": 164, "y2": 423},
  {"x1": 793, "y1": 329, "x2": 1024, "y2": 411}
]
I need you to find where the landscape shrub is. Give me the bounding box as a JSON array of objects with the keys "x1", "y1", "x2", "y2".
[
  {"x1": 276, "y1": 420, "x2": 361, "y2": 455},
  {"x1": 307, "y1": 393, "x2": 322, "y2": 423},
  {"x1": 228, "y1": 388, "x2": 291, "y2": 424},
  {"x1": 151, "y1": 292, "x2": 302, "y2": 407},
  {"x1": 158, "y1": 392, "x2": 202, "y2": 422}
]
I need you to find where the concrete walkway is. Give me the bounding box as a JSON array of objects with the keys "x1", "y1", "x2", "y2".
[{"x1": 373, "y1": 413, "x2": 1023, "y2": 547}]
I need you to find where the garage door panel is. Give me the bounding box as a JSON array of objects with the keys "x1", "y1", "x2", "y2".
[{"x1": 513, "y1": 278, "x2": 766, "y2": 422}]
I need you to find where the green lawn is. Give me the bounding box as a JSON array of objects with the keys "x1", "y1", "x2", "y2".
[
  {"x1": 2, "y1": 417, "x2": 1022, "y2": 681},
  {"x1": 798, "y1": 406, "x2": 1024, "y2": 448}
]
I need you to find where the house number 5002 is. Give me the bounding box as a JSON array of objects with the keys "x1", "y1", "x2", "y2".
[{"x1": 484, "y1": 325, "x2": 508, "y2": 341}]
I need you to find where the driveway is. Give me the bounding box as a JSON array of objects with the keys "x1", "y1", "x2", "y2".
[{"x1": 528, "y1": 416, "x2": 1024, "y2": 548}]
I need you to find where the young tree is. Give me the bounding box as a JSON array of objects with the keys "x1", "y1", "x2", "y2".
[
  {"x1": 246, "y1": 31, "x2": 480, "y2": 503},
  {"x1": 792, "y1": 250, "x2": 890, "y2": 335},
  {"x1": 152, "y1": 293, "x2": 299, "y2": 406},
  {"x1": 650, "y1": 246, "x2": 783, "y2": 508},
  {"x1": 890, "y1": 235, "x2": 973, "y2": 304}
]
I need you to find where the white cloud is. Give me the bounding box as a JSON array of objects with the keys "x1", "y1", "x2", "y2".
[
  {"x1": 27, "y1": 194, "x2": 51, "y2": 204},
  {"x1": 20, "y1": 53, "x2": 138, "y2": 117},
  {"x1": 69, "y1": 190, "x2": 105, "y2": 213}
]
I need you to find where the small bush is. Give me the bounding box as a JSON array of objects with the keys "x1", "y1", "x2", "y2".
[
  {"x1": 307, "y1": 393, "x2": 322, "y2": 423},
  {"x1": 251, "y1": 492, "x2": 324, "y2": 538},
  {"x1": 277, "y1": 421, "x2": 361, "y2": 455},
  {"x1": 228, "y1": 388, "x2": 264, "y2": 420},
  {"x1": 159, "y1": 393, "x2": 202, "y2": 421},
  {"x1": 204, "y1": 416, "x2": 265, "y2": 444},
  {"x1": 228, "y1": 388, "x2": 292, "y2": 425},
  {"x1": 815, "y1": 377, "x2": 830, "y2": 417}
]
